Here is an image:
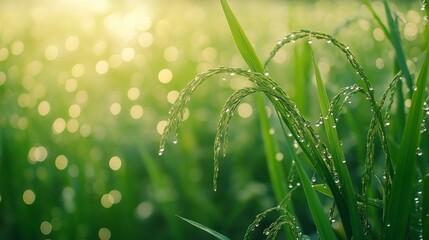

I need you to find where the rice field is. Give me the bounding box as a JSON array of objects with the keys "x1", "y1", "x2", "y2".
[{"x1": 0, "y1": 0, "x2": 427, "y2": 239}]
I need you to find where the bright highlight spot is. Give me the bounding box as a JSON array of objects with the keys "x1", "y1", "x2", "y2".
[
  {"x1": 65, "y1": 78, "x2": 78, "y2": 92},
  {"x1": 373, "y1": 28, "x2": 385, "y2": 41},
  {"x1": 157, "y1": 120, "x2": 167, "y2": 135},
  {"x1": 130, "y1": 105, "x2": 144, "y2": 119},
  {"x1": 127, "y1": 87, "x2": 140, "y2": 100},
  {"x1": 99, "y1": 227, "x2": 111, "y2": 240},
  {"x1": 110, "y1": 190, "x2": 122, "y2": 204},
  {"x1": 23, "y1": 189, "x2": 36, "y2": 205},
  {"x1": 109, "y1": 156, "x2": 122, "y2": 171},
  {"x1": 38, "y1": 101, "x2": 51, "y2": 116},
  {"x1": 28, "y1": 146, "x2": 48, "y2": 163},
  {"x1": 71, "y1": 64, "x2": 85, "y2": 78},
  {"x1": 101, "y1": 194, "x2": 114, "y2": 208},
  {"x1": 55, "y1": 155, "x2": 68, "y2": 170},
  {"x1": 110, "y1": 103, "x2": 121, "y2": 115},
  {"x1": 238, "y1": 103, "x2": 253, "y2": 118},
  {"x1": 95, "y1": 60, "x2": 109, "y2": 74},
  {"x1": 68, "y1": 104, "x2": 81, "y2": 118},
  {"x1": 158, "y1": 68, "x2": 173, "y2": 83},
  {"x1": 135, "y1": 201, "x2": 154, "y2": 220},
  {"x1": 40, "y1": 221, "x2": 52, "y2": 235},
  {"x1": 67, "y1": 119, "x2": 80, "y2": 133},
  {"x1": 52, "y1": 118, "x2": 66, "y2": 134},
  {"x1": 167, "y1": 90, "x2": 179, "y2": 104}
]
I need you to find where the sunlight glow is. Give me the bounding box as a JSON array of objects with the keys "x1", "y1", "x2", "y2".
[{"x1": 23, "y1": 189, "x2": 36, "y2": 205}]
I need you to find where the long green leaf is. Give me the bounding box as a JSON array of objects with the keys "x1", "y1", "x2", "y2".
[
  {"x1": 220, "y1": 0, "x2": 264, "y2": 73},
  {"x1": 219, "y1": 1, "x2": 293, "y2": 238},
  {"x1": 178, "y1": 216, "x2": 231, "y2": 240},
  {"x1": 219, "y1": 0, "x2": 289, "y2": 203},
  {"x1": 312, "y1": 48, "x2": 363, "y2": 239},
  {"x1": 423, "y1": 173, "x2": 429, "y2": 240},
  {"x1": 295, "y1": 159, "x2": 337, "y2": 240},
  {"x1": 363, "y1": 0, "x2": 391, "y2": 40},
  {"x1": 384, "y1": 50, "x2": 429, "y2": 240},
  {"x1": 382, "y1": 0, "x2": 413, "y2": 92}
]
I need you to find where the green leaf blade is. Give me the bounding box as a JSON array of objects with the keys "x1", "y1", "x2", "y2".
[
  {"x1": 384, "y1": 50, "x2": 429, "y2": 240},
  {"x1": 311, "y1": 48, "x2": 363, "y2": 239},
  {"x1": 220, "y1": 0, "x2": 264, "y2": 73},
  {"x1": 178, "y1": 216, "x2": 231, "y2": 240},
  {"x1": 295, "y1": 159, "x2": 338, "y2": 240}
]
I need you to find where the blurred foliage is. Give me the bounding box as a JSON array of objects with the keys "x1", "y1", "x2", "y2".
[{"x1": 0, "y1": 0, "x2": 426, "y2": 239}]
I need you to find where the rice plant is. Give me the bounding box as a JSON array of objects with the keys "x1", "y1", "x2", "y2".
[{"x1": 160, "y1": 0, "x2": 429, "y2": 239}]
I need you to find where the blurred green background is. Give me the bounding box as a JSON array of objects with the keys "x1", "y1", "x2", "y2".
[{"x1": 0, "y1": 0, "x2": 425, "y2": 239}]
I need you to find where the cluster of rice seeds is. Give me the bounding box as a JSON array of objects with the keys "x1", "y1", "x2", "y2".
[
  {"x1": 244, "y1": 206, "x2": 303, "y2": 240},
  {"x1": 159, "y1": 66, "x2": 250, "y2": 156},
  {"x1": 267, "y1": 28, "x2": 406, "y2": 194},
  {"x1": 160, "y1": 25, "x2": 427, "y2": 238},
  {"x1": 362, "y1": 73, "x2": 401, "y2": 197}
]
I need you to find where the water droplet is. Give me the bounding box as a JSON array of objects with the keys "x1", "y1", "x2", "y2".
[
  {"x1": 385, "y1": 121, "x2": 390, "y2": 127},
  {"x1": 417, "y1": 148, "x2": 423, "y2": 156},
  {"x1": 172, "y1": 138, "x2": 178, "y2": 144},
  {"x1": 288, "y1": 183, "x2": 293, "y2": 189},
  {"x1": 296, "y1": 182, "x2": 301, "y2": 187},
  {"x1": 277, "y1": 40, "x2": 282, "y2": 45},
  {"x1": 221, "y1": 76, "x2": 227, "y2": 81},
  {"x1": 158, "y1": 148, "x2": 165, "y2": 156},
  {"x1": 307, "y1": 39, "x2": 313, "y2": 45},
  {"x1": 311, "y1": 175, "x2": 316, "y2": 183},
  {"x1": 229, "y1": 72, "x2": 236, "y2": 77},
  {"x1": 225, "y1": 108, "x2": 230, "y2": 113},
  {"x1": 326, "y1": 39, "x2": 332, "y2": 44},
  {"x1": 264, "y1": 72, "x2": 270, "y2": 77}
]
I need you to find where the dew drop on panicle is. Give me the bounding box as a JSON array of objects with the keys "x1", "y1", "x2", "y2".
[
  {"x1": 417, "y1": 147, "x2": 423, "y2": 156},
  {"x1": 311, "y1": 175, "x2": 316, "y2": 183},
  {"x1": 158, "y1": 148, "x2": 165, "y2": 156}
]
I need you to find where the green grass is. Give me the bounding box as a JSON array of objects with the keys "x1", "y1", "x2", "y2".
[
  {"x1": 161, "y1": 0, "x2": 429, "y2": 239},
  {"x1": 0, "y1": 0, "x2": 428, "y2": 239}
]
